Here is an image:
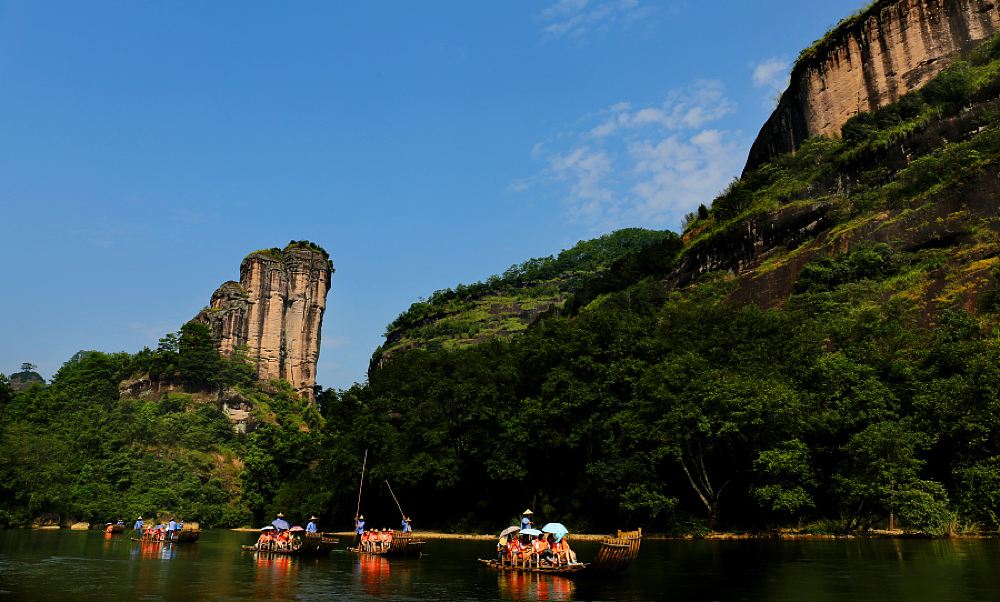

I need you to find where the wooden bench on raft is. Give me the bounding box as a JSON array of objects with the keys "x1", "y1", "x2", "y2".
[{"x1": 589, "y1": 528, "x2": 642, "y2": 573}]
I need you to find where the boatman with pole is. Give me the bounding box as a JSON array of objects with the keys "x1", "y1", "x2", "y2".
[
  {"x1": 401, "y1": 516, "x2": 412, "y2": 533},
  {"x1": 166, "y1": 517, "x2": 177, "y2": 541},
  {"x1": 133, "y1": 516, "x2": 144, "y2": 538},
  {"x1": 354, "y1": 515, "x2": 365, "y2": 546},
  {"x1": 521, "y1": 509, "x2": 533, "y2": 531},
  {"x1": 307, "y1": 516, "x2": 319, "y2": 533}
]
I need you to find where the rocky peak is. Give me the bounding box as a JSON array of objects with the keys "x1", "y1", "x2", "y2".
[
  {"x1": 193, "y1": 241, "x2": 333, "y2": 401},
  {"x1": 745, "y1": 0, "x2": 1000, "y2": 173}
]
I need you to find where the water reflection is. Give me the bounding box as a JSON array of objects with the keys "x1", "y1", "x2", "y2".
[
  {"x1": 354, "y1": 554, "x2": 390, "y2": 596},
  {"x1": 2, "y1": 531, "x2": 1000, "y2": 601},
  {"x1": 130, "y1": 541, "x2": 176, "y2": 561},
  {"x1": 253, "y1": 552, "x2": 299, "y2": 599},
  {"x1": 496, "y1": 571, "x2": 576, "y2": 601}
]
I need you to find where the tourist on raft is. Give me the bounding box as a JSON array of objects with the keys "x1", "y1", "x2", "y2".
[{"x1": 497, "y1": 512, "x2": 578, "y2": 567}]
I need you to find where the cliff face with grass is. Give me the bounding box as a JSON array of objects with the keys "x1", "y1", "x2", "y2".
[
  {"x1": 371, "y1": 229, "x2": 676, "y2": 369},
  {"x1": 195, "y1": 242, "x2": 333, "y2": 401},
  {"x1": 683, "y1": 30, "x2": 1000, "y2": 322},
  {"x1": 746, "y1": 0, "x2": 1000, "y2": 173}
]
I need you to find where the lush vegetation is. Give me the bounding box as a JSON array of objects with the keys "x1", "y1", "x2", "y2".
[
  {"x1": 0, "y1": 323, "x2": 315, "y2": 528},
  {"x1": 376, "y1": 228, "x2": 675, "y2": 359}
]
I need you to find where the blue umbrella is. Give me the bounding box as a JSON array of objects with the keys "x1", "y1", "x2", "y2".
[
  {"x1": 520, "y1": 528, "x2": 542, "y2": 537},
  {"x1": 541, "y1": 522, "x2": 569, "y2": 541},
  {"x1": 271, "y1": 518, "x2": 290, "y2": 531}
]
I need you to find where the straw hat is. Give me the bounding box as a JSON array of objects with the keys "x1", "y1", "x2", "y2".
[
  {"x1": 359, "y1": 515, "x2": 364, "y2": 520},
  {"x1": 276, "y1": 512, "x2": 285, "y2": 518},
  {"x1": 310, "y1": 516, "x2": 318, "y2": 520},
  {"x1": 137, "y1": 516, "x2": 143, "y2": 520},
  {"x1": 522, "y1": 509, "x2": 533, "y2": 515}
]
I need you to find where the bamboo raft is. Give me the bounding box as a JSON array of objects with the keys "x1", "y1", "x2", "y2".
[
  {"x1": 241, "y1": 544, "x2": 303, "y2": 556},
  {"x1": 299, "y1": 532, "x2": 339, "y2": 555},
  {"x1": 130, "y1": 527, "x2": 202, "y2": 544},
  {"x1": 479, "y1": 528, "x2": 642, "y2": 577},
  {"x1": 349, "y1": 531, "x2": 425, "y2": 558},
  {"x1": 173, "y1": 529, "x2": 201, "y2": 543}
]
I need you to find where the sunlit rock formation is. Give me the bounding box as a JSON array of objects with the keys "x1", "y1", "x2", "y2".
[
  {"x1": 746, "y1": 0, "x2": 1000, "y2": 172},
  {"x1": 194, "y1": 241, "x2": 333, "y2": 401}
]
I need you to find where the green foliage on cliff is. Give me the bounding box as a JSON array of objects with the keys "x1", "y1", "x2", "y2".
[
  {"x1": 795, "y1": 1, "x2": 887, "y2": 67},
  {"x1": 377, "y1": 228, "x2": 676, "y2": 359},
  {"x1": 685, "y1": 37, "x2": 1000, "y2": 260},
  {"x1": 245, "y1": 240, "x2": 333, "y2": 272}
]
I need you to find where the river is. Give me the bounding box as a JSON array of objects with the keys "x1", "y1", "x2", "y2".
[{"x1": 1, "y1": 529, "x2": 999, "y2": 600}]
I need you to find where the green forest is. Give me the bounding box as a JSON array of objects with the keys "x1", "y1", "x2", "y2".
[{"x1": 6, "y1": 32, "x2": 1000, "y2": 537}]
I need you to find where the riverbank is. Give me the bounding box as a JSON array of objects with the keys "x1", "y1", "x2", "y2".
[{"x1": 297, "y1": 529, "x2": 998, "y2": 541}]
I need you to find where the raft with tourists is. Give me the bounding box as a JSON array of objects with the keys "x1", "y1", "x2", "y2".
[
  {"x1": 130, "y1": 520, "x2": 201, "y2": 544},
  {"x1": 242, "y1": 514, "x2": 338, "y2": 556},
  {"x1": 349, "y1": 529, "x2": 426, "y2": 558},
  {"x1": 479, "y1": 521, "x2": 642, "y2": 577},
  {"x1": 347, "y1": 452, "x2": 425, "y2": 558}
]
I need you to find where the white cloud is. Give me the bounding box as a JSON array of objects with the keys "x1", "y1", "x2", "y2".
[
  {"x1": 322, "y1": 336, "x2": 351, "y2": 350},
  {"x1": 538, "y1": 0, "x2": 650, "y2": 38},
  {"x1": 547, "y1": 146, "x2": 617, "y2": 222},
  {"x1": 626, "y1": 129, "x2": 743, "y2": 224},
  {"x1": 751, "y1": 57, "x2": 790, "y2": 97},
  {"x1": 512, "y1": 80, "x2": 746, "y2": 229},
  {"x1": 507, "y1": 179, "x2": 531, "y2": 193},
  {"x1": 589, "y1": 81, "x2": 735, "y2": 138}
]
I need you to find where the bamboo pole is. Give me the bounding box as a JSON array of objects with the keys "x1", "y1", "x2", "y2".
[
  {"x1": 356, "y1": 449, "x2": 368, "y2": 520},
  {"x1": 385, "y1": 480, "x2": 406, "y2": 520}
]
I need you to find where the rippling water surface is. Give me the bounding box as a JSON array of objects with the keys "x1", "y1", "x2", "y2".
[{"x1": 1, "y1": 529, "x2": 999, "y2": 600}]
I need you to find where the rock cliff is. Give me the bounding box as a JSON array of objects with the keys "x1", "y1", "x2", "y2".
[
  {"x1": 194, "y1": 242, "x2": 333, "y2": 401},
  {"x1": 745, "y1": 0, "x2": 1000, "y2": 173}
]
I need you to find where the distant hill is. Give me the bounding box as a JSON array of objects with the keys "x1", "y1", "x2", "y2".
[
  {"x1": 371, "y1": 228, "x2": 677, "y2": 368},
  {"x1": 8, "y1": 370, "x2": 43, "y2": 392}
]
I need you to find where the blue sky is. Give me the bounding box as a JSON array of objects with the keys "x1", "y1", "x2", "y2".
[{"x1": 0, "y1": 0, "x2": 867, "y2": 389}]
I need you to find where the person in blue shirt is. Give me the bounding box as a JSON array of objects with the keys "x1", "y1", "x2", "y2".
[
  {"x1": 401, "y1": 516, "x2": 412, "y2": 533},
  {"x1": 167, "y1": 519, "x2": 177, "y2": 541},
  {"x1": 306, "y1": 516, "x2": 318, "y2": 533},
  {"x1": 354, "y1": 515, "x2": 365, "y2": 547},
  {"x1": 520, "y1": 509, "x2": 533, "y2": 531},
  {"x1": 133, "y1": 516, "x2": 144, "y2": 537}
]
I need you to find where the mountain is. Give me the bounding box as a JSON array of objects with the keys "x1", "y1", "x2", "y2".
[
  {"x1": 193, "y1": 241, "x2": 333, "y2": 402},
  {"x1": 372, "y1": 228, "x2": 677, "y2": 368},
  {"x1": 679, "y1": 22, "x2": 1000, "y2": 319},
  {"x1": 345, "y1": 16, "x2": 1000, "y2": 534},
  {"x1": 746, "y1": 0, "x2": 1000, "y2": 172}
]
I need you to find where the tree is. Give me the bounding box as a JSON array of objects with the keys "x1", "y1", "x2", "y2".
[{"x1": 178, "y1": 322, "x2": 221, "y2": 390}]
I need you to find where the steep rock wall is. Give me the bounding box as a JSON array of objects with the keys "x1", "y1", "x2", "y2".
[
  {"x1": 745, "y1": 0, "x2": 1000, "y2": 173},
  {"x1": 194, "y1": 243, "x2": 333, "y2": 401}
]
